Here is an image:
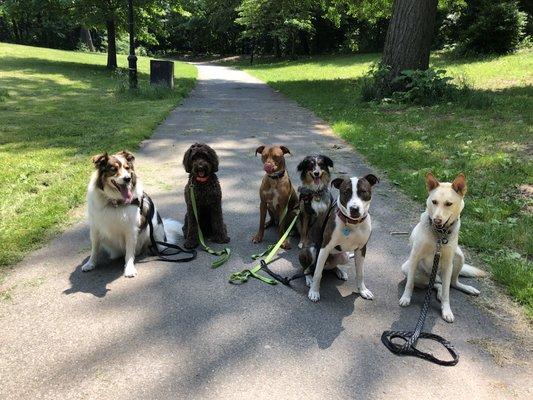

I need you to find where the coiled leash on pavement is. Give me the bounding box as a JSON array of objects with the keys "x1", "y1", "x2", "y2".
[
  {"x1": 142, "y1": 193, "x2": 197, "y2": 263},
  {"x1": 190, "y1": 185, "x2": 231, "y2": 268},
  {"x1": 229, "y1": 209, "x2": 300, "y2": 285},
  {"x1": 381, "y1": 226, "x2": 459, "y2": 366}
]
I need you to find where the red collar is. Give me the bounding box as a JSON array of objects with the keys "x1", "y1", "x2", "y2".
[
  {"x1": 195, "y1": 176, "x2": 210, "y2": 184},
  {"x1": 337, "y1": 209, "x2": 367, "y2": 225}
]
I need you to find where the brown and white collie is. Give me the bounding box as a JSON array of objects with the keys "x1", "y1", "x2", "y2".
[{"x1": 82, "y1": 150, "x2": 182, "y2": 278}]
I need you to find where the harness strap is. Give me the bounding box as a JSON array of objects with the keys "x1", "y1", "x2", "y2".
[
  {"x1": 190, "y1": 185, "x2": 231, "y2": 268},
  {"x1": 381, "y1": 234, "x2": 459, "y2": 366},
  {"x1": 143, "y1": 194, "x2": 197, "y2": 263}
]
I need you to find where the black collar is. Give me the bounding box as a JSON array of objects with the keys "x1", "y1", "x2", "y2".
[
  {"x1": 267, "y1": 170, "x2": 286, "y2": 180},
  {"x1": 337, "y1": 209, "x2": 367, "y2": 225},
  {"x1": 108, "y1": 197, "x2": 140, "y2": 208},
  {"x1": 428, "y1": 216, "x2": 456, "y2": 235}
]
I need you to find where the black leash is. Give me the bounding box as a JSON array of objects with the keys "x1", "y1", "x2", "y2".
[
  {"x1": 381, "y1": 230, "x2": 459, "y2": 366},
  {"x1": 261, "y1": 196, "x2": 337, "y2": 288},
  {"x1": 143, "y1": 193, "x2": 197, "y2": 263}
]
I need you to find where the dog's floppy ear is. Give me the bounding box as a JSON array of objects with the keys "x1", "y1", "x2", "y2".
[
  {"x1": 205, "y1": 144, "x2": 219, "y2": 173},
  {"x1": 363, "y1": 174, "x2": 379, "y2": 186},
  {"x1": 92, "y1": 152, "x2": 108, "y2": 169},
  {"x1": 331, "y1": 177, "x2": 344, "y2": 189},
  {"x1": 323, "y1": 156, "x2": 334, "y2": 169},
  {"x1": 425, "y1": 172, "x2": 439, "y2": 192},
  {"x1": 117, "y1": 150, "x2": 135, "y2": 163},
  {"x1": 255, "y1": 145, "x2": 265, "y2": 156},
  {"x1": 297, "y1": 157, "x2": 310, "y2": 172},
  {"x1": 183, "y1": 146, "x2": 193, "y2": 173},
  {"x1": 280, "y1": 146, "x2": 291, "y2": 155},
  {"x1": 452, "y1": 173, "x2": 467, "y2": 196}
]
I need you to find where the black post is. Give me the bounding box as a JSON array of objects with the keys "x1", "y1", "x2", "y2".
[{"x1": 128, "y1": 0, "x2": 138, "y2": 89}]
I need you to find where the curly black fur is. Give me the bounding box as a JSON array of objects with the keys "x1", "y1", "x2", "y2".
[{"x1": 182, "y1": 143, "x2": 229, "y2": 249}]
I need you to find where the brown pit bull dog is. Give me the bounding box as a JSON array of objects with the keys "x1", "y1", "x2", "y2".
[{"x1": 252, "y1": 145, "x2": 298, "y2": 249}]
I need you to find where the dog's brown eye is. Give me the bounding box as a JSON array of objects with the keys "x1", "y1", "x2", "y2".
[
  {"x1": 432, "y1": 200, "x2": 438, "y2": 205},
  {"x1": 445, "y1": 201, "x2": 453, "y2": 207},
  {"x1": 124, "y1": 165, "x2": 130, "y2": 170}
]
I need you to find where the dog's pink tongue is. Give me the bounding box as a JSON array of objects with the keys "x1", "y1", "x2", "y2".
[
  {"x1": 314, "y1": 177, "x2": 320, "y2": 185},
  {"x1": 120, "y1": 185, "x2": 133, "y2": 203}
]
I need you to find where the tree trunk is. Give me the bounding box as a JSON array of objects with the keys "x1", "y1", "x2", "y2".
[
  {"x1": 106, "y1": 19, "x2": 117, "y2": 70},
  {"x1": 275, "y1": 38, "x2": 281, "y2": 58},
  {"x1": 80, "y1": 26, "x2": 96, "y2": 52},
  {"x1": 382, "y1": 0, "x2": 438, "y2": 79}
]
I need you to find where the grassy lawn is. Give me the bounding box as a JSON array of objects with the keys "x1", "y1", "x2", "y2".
[
  {"x1": 0, "y1": 42, "x2": 196, "y2": 272},
  {"x1": 235, "y1": 50, "x2": 533, "y2": 316}
]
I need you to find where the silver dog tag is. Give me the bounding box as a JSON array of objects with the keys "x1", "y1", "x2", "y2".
[{"x1": 342, "y1": 226, "x2": 350, "y2": 236}]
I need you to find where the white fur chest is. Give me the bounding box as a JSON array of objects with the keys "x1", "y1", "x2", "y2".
[
  {"x1": 311, "y1": 198, "x2": 329, "y2": 215},
  {"x1": 330, "y1": 215, "x2": 372, "y2": 252}
]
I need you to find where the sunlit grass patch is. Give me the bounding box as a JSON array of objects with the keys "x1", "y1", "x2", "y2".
[{"x1": 0, "y1": 42, "x2": 197, "y2": 269}]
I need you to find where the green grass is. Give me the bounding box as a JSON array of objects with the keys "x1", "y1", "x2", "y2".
[
  {"x1": 235, "y1": 50, "x2": 533, "y2": 316},
  {"x1": 0, "y1": 42, "x2": 197, "y2": 271}
]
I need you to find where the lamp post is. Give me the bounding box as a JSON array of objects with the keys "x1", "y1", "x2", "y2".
[{"x1": 127, "y1": 0, "x2": 138, "y2": 89}]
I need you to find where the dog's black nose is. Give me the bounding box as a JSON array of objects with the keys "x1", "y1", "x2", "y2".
[
  {"x1": 123, "y1": 176, "x2": 131, "y2": 183},
  {"x1": 349, "y1": 207, "x2": 360, "y2": 217},
  {"x1": 313, "y1": 171, "x2": 320, "y2": 177}
]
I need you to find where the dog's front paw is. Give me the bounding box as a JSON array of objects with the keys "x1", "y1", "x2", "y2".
[
  {"x1": 441, "y1": 304, "x2": 454, "y2": 323},
  {"x1": 305, "y1": 275, "x2": 313, "y2": 287},
  {"x1": 81, "y1": 260, "x2": 95, "y2": 272},
  {"x1": 124, "y1": 264, "x2": 137, "y2": 278},
  {"x1": 308, "y1": 289, "x2": 321, "y2": 302},
  {"x1": 212, "y1": 235, "x2": 230, "y2": 244},
  {"x1": 252, "y1": 233, "x2": 263, "y2": 244},
  {"x1": 399, "y1": 295, "x2": 411, "y2": 307},
  {"x1": 357, "y1": 287, "x2": 374, "y2": 300},
  {"x1": 184, "y1": 240, "x2": 198, "y2": 249},
  {"x1": 334, "y1": 267, "x2": 348, "y2": 281},
  {"x1": 463, "y1": 284, "x2": 480, "y2": 296}
]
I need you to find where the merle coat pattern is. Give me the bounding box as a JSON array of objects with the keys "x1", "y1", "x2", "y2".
[{"x1": 182, "y1": 143, "x2": 230, "y2": 249}]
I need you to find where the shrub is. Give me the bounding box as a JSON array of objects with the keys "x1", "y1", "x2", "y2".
[
  {"x1": 455, "y1": 0, "x2": 527, "y2": 55},
  {"x1": 360, "y1": 64, "x2": 494, "y2": 108},
  {"x1": 391, "y1": 69, "x2": 454, "y2": 105}
]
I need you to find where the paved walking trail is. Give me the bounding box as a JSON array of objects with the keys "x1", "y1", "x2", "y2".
[{"x1": 1, "y1": 64, "x2": 531, "y2": 400}]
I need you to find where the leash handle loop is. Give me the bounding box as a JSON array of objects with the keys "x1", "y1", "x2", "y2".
[{"x1": 381, "y1": 230, "x2": 459, "y2": 366}]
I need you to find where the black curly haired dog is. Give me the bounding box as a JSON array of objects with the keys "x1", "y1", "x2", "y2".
[{"x1": 182, "y1": 143, "x2": 230, "y2": 249}]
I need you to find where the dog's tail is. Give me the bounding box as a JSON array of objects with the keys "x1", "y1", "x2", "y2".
[
  {"x1": 163, "y1": 218, "x2": 183, "y2": 245},
  {"x1": 460, "y1": 263, "x2": 487, "y2": 278}
]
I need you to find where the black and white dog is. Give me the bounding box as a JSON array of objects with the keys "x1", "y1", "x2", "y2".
[
  {"x1": 82, "y1": 151, "x2": 181, "y2": 278},
  {"x1": 307, "y1": 174, "x2": 379, "y2": 302},
  {"x1": 297, "y1": 154, "x2": 334, "y2": 251}
]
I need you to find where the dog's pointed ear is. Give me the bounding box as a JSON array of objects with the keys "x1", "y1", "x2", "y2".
[
  {"x1": 425, "y1": 172, "x2": 439, "y2": 192},
  {"x1": 323, "y1": 156, "x2": 334, "y2": 169},
  {"x1": 363, "y1": 174, "x2": 379, "y2": 186},
  {"x1": 280, "y1": 146, "x2": 291, "y2": 155},
  {"x1": 183, "y1": 147, "x2": 193, "y2": 173},
  {"x1": 331, "y1": 177, "x2": 344, "y2": 189},
  {"x1": 92, "y1": 152, "x2": 108, "y2": 169},
  {"x1": 118, "y1": 150, "x2": 135, "y2": 163},
  {"x1": 452, "y1": 173, "x2": 467, "y2": 196},
  {"x1": 255, "y1": 145, "x2": 265, "y2": 156}
]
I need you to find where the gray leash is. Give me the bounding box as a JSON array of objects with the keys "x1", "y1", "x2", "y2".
[{"x1": 381, "y1": 228, "x2": 459, "y2": 366}]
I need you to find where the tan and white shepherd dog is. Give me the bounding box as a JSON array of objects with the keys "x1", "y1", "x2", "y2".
[
  {"x1": 399, "y1": 173, "x2": 486, "y2": 322},
  {"x1": 82, "y1": 151, "x2": 182, "y2": 278}
]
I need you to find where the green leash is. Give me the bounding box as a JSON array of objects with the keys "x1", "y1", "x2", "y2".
[
  {"x1": 250, "y1": 189, "x2": 294, "y2": 261},
  {"x1": 190, "y1": 185, "x2": 231, "y2": 268},
  {"x1": 229, "y1": 210, "x2": 300, "y2": 285}
]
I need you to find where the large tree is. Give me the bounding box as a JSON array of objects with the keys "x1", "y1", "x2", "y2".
[{"x1": 382, "y1": 0, "x2": 439, "y2": 78}]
